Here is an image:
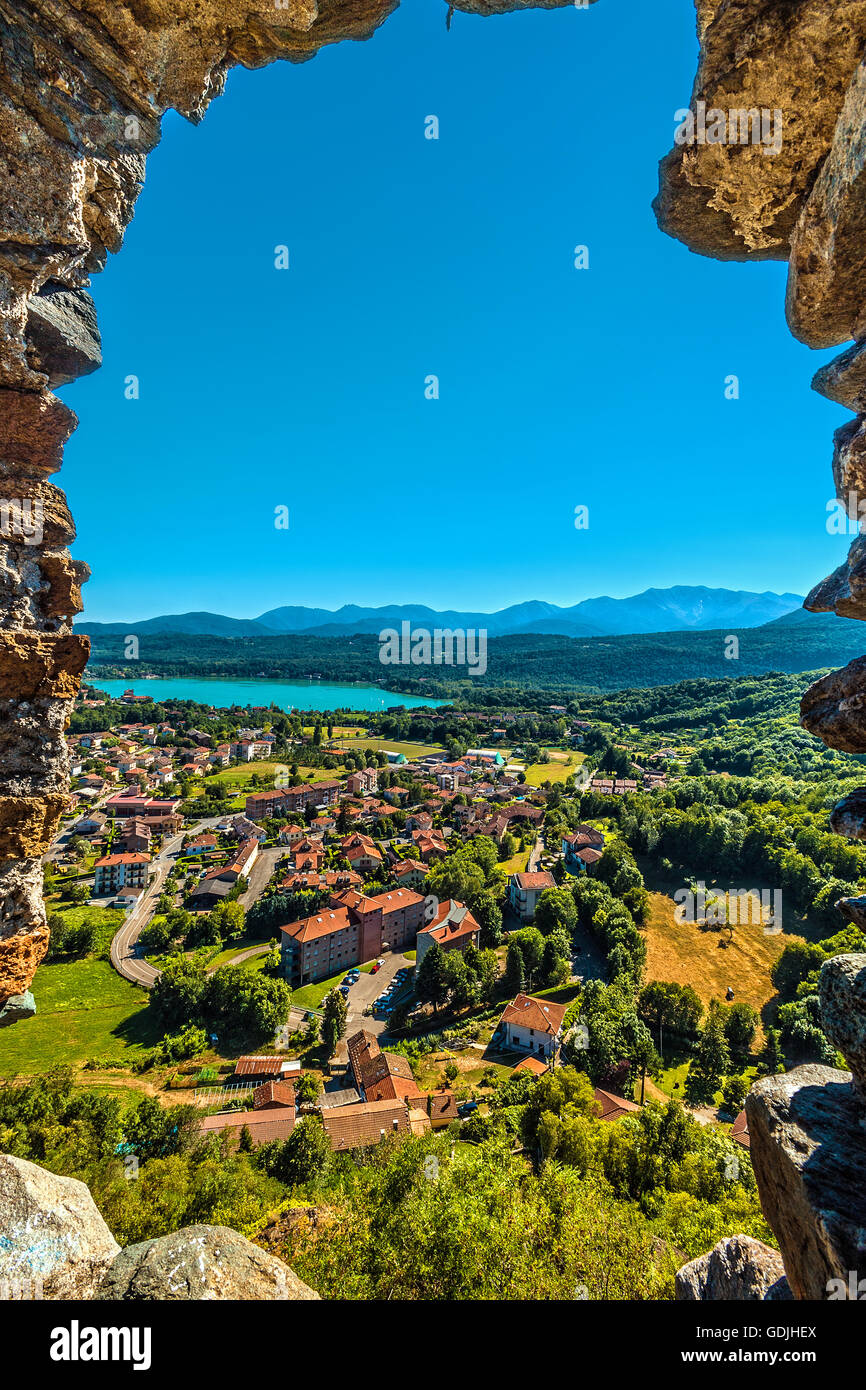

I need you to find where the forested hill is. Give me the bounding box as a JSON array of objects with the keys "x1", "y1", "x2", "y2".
[{"x1": 83, "y1": 610, "x2": 866, "y2": 698}]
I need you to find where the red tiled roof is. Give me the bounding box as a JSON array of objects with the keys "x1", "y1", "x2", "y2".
[
  {"x1": 513, "y1": 1056, "x2": 549, "y2": 1076},
  {"x1": 499, "y1": 993, "x2": 567, "y2": 1036},
  {"x1": 394, "y1": 859, "x2": 427, "y2": 876},
  {"x1": 410, "y1": 1091, "x2": 460, "y2": 1122},
  {"x1": 346, "y1": 1029, "x2": 420, "y2": 1102},
  {"x1": 593, "y1": 1087, "x2": 641, "y2": 1121},
  {"x1": 234, "y1": 1055, "x2": 293, "y2": 1078},
  {"x1": 280, "y1": 906, "x2": 354, "y2": 944},
  {"x1": 732, "y1": 1109, "x2": 751, "y2": 1149},
  {"x1": 420, "y1": 899, "x2": 480, "y2": 948},
  {"x1": 200, "y1": 1108, "x2": 295, "y2": 1145},
  {"x1": 322, "y1": 1100, "x2": 409, "y2": 1150},
  {"x1": 94, "y1": 852, "x2": 151, "y2": 867},
  {"x1": 252, "y1": 1080, "x2": 296, "y2": 1110},
  {"x1": 578, "y1": 846, "x2": 603, "y2": 864},
  {"x1": 513, "y1": 871, "x2": 556, "y2": 890}
]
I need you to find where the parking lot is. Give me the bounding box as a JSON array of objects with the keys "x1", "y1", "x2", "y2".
[{"x1": 344, "y1": 950, "x2": 415, "y2": 1037}]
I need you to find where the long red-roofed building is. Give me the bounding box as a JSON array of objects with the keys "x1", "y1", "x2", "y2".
[{"x1": 279, "y1": 886, "x2": 425, "y2": 985}]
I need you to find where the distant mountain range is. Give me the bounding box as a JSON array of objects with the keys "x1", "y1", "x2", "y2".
[{"x1": 76, "y1": 586, "x2": 805, "y2": 641}]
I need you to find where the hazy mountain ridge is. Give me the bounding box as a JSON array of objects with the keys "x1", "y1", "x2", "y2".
[
  {"x1": 82, "y1": 610, "x2": 866, "y2": 696},
  {"x1": 77, "y1": 586, "x2": 806, "y2": 641}
]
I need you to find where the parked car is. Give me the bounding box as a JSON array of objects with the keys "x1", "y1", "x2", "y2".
[{"x1": 458, "y1": 1100, "x2": 478, "y2": 1117}]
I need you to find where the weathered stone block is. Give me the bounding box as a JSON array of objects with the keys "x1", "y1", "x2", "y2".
[
  {"x1": 0, "y1": 792, "x2": 69, "y2": 857},
  {"x1": 98, "y1": 1225, "x2": 320, "y2": 1300},
  {"x1": 800, "y1": 657, "x2": 866, "y2": 750},
  {"x1": 0, "y1": 390, "x2": 76, "y2": 476},
  {"x1": 25, "y1": 284, "x2": 102, "y2": 389},
  {"x1": 0, "y1": 990, "x2": 35, "y2": 1026},
  {"x1": 819, "y1": 954, "x2": 866, "y2": 1096},
  {"x1": 0, "y1": 632, "x2": 89, "y2": 702},
  {"x1": 804, "y1": 535, "x2": 866, "y2": 621},
  {"x1": 813, "y1": 340, "x2": 866, "y2": 413},
  {"x1": 788, "y1": 58, "x2": 866, "y2": 347},
  {"x1": 0, "y1": 1154, "x2": 120, "y2": 1298},
  {"x1": 745, "y1": 1065, "x2": 866, "y2": 1300},
  {"x1": 675, "y1": 1235, "x2": 789, "y2": 1301}
]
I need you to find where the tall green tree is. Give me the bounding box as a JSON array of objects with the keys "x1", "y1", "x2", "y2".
[
  {"x1": 686, "y1": 1004, "x2": 731, "y2": 1105},
  {"x1": 321, "y1": 988, "x2": 349, "y2": 1056}
]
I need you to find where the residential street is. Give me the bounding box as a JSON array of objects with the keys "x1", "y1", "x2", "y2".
[{"x1": 108, "y1": 816, "x2": 223, "y2": 989}]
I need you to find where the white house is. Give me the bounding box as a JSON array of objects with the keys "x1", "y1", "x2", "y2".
[
  {"x1": 507, "y1": 870, "x2": 556, "y2": 923},
  {"x1": 497, "y1": 993, "x2": 567, "y2": 1059}
]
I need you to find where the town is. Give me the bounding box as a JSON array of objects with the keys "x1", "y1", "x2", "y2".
[
  {"x1": 39, "y1": 682, "x2": 685, "y2": 1156},
  {"x1": 7, "y1": 666, "x2": 864, "y2": 1299}
]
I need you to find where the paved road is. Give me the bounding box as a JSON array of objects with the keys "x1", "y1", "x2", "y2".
[
  {"x1": 109, "y1": 816, "x2": 223, "y2": 988},
  {"x1": 108, "y1": 832, "x2": 183, "y2": 988},
  {"x1": 527, "y1": 834, "x2": 544, "y2": 872}
]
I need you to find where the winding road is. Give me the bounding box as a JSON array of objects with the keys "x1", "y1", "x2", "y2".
[{"x1": 109, "y1": 817, "x2": 225, "y2": 989}]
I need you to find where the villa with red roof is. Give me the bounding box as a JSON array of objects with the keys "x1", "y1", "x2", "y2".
[
  {"x1": 497, "y1": 992, "x2": 567, "y2": 1059},
  {"x1": 507, "y1": 869, "x2": 556, "y2": 923},
  {"x1": 416, "y1": 899, "x2": 481, "y2": 965},
  {"x1": 93, "y1": 852, "x2": 150, "y2": 895}
]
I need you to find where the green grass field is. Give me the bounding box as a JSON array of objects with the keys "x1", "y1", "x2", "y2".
[
  {"x1": 333, "y1": 737, "x2": 444, "y2": 759},
  {"x1": 47, "y1": 903, "x2": 121, "y2": 958},
  {"x1": 498, "y1": 846, "x2": 531, "y2": 877},
  {"x1": 0, "y1": 959, "x2": 159, "y2": 1075},
  {"x1": 190, "y1": 761, "x2": 352, "y2": 799},
  {"x1": 522, "y1": 751, "x2": 585, "y2": 787}
]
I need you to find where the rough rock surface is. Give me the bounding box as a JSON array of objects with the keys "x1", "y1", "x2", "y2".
[
  {"x1": 675, "y1": 1235, "x2": 789, "y2": 1301},
  {"x1": 0, "y1": 989, "x2": 35, "y2": 1026},
  {"x1": 654, "y1": 0, "x2": 866, "y2": 261},
  {"x1": 836, "y1": 894, "x2": 866, "y2": 929},
  {"x1": 787, "y1": 58, "x2": 866, "y2": 347},
  {"x1": 745, "y1": 1065, "x2": 866, "y2": 1301},
  {"x1": 0, "y1": 1153, "x2": 120, "y2": 1298},
  {"x1": 813, "y1": 340, "x2": 866, "y2": 413},
  {"x1": 25, "y1": 283, "x2": 102, "y2": 388},
  {"x1": 828, "y1": 786, "x2": 866, "y2": 840},
  {"x1": 800, "y1": 657, "x2": 866, "y2": 750},
  {"x1": 803, "y1": 537, "x2": 866, "y2": 622},
  {"x1": 830, "y1": 416, "x2": 866, "y2": 515},
  {"x1": 818, "y1": 953, "x2": 866, "y2": 1095},
  {"x1": 98, "y1": 1225, "x2": 320, "y2": 1301}
]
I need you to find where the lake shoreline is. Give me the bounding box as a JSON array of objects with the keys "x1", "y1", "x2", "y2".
[{"x1": 87, "y1": 674, "x2": 447, "y2": 714}]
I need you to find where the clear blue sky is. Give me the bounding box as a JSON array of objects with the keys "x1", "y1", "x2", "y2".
[{"x1": 62, "y1": 0, "x2": 850, "y2": 623}]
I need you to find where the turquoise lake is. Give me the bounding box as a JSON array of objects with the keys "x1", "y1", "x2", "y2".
[{"x1": 90, "y1": 677, "x2": 446, "y2": 713}]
